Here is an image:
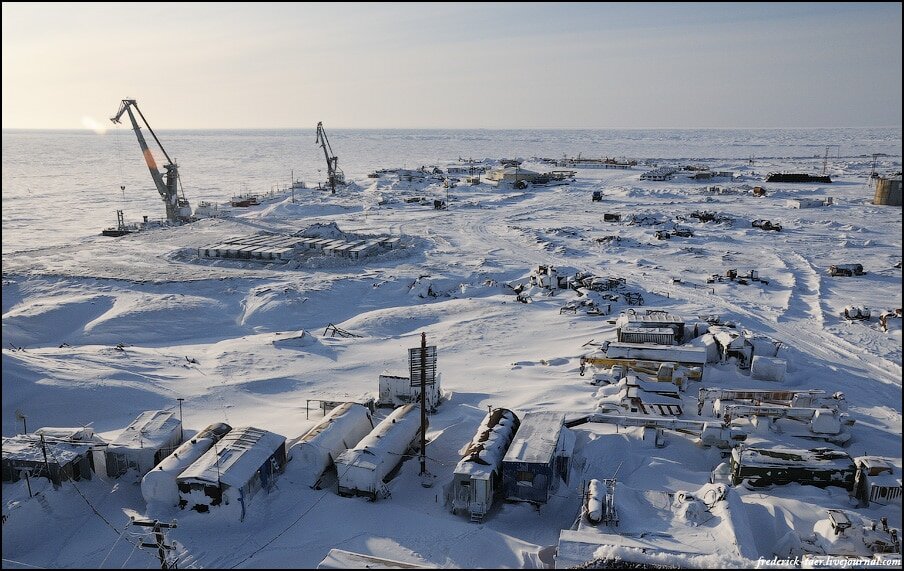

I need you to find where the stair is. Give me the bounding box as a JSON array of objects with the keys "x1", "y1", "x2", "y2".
[{"x1": 35, "y1": 493, "x2": 52, "y2": 514}]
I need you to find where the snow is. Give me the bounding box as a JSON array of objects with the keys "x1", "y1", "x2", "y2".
[
  {"x1": 2, "y1": 129, "x2": 901, "y2": 569},
  {"x1": 750, "y1": 355, "x2": 788, "y2": 381}
]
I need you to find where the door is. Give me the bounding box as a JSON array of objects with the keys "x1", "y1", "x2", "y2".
[{"x1": 473, "y1": 478, "x2": 488, "y2": 513}]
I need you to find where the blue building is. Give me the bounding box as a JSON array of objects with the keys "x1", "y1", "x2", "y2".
[{"x1": 502, "y1": 412, "x2": 574, "y2": 504}]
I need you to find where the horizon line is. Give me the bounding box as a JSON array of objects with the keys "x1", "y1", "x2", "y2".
[{"x1": 3, "y1": 125, "x2": 902, "y2": 132}]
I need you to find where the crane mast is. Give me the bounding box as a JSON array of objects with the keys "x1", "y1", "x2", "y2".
[
  {"x1": 315, "y1": 121, "x2": 344, "y2": 194},
  {"x1": 111, "y1": 99, "x2": 192, "y2": 224}
]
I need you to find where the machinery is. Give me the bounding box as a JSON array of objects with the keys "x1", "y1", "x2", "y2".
[
  {"x1": 580, "y1": 355, "x2": 703, "y2": 382},
  {"x1": 718, "y1": 404, "x2": 854, "y2": 444},
  {"x1": 316, "y1": 121, "x2": 345, "y2": 194},
  {"x1": 566, "y1": 413, "x2": 746, "y2": 449},
  {"x1": 111, "y1": 99, "x2": 192, "y2": 224}
]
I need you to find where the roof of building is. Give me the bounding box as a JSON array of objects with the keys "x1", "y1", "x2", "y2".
[
  {"x1": 503, "y1": 411, "x2": 565, "y2": 465},
  {"x1": 616, "y1": 311, "x2": 684, "y2": 326},
  {"x1": 335, "y1": 404, "x2": 421, "y2": 473},
  {"x1": 2, "y1": 435, "x2": 92, "y2": 465},
  {"x1": 110, "y1": 410, "x2": 181, "y2": 450},
  {"x1": 455, "y1": 409, "x2": 519, "y2": 478},
  {"x1": 177, "y1": 426, "x2": 285, "y2": 487},
  {"x1": 735, "y1": 447, "x2": 854, "y2": 469}
]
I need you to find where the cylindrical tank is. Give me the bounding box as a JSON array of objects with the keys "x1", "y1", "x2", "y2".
[
  {"x1": 586, "y1": 479, "x2": 604, "y2": 524},
  {"x1": 873, "y1": 177, "x2": 903, "y2": 206},
  {"x1": 335, "y1": 404, "x2": 424, "y2": 499},
  {"x1": 140, "y1": 422, "x2": 231, "y2": 507},
  {"x1": 288, "y1": 403, "x2": 373, "y2": 487}
]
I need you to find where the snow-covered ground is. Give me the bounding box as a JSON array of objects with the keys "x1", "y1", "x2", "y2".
[{"x1": 2, "y1": 153, "x2": 901, "y2": 568}]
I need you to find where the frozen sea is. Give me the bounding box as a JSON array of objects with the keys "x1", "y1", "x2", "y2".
[{"x1": 2, "y1": 127, "x2": 901, "y2": 254}]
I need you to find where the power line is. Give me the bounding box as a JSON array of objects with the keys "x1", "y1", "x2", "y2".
[
  {"x1": 41, "y1": 440, "x2": 147, "y2": 567},
  {"x1": 1, "y1": 558, "x2": 45, "y2": 569},
  {"x1": 227, "y1": 445, "x2": 421, "y2": 569},
  {"x1": 98, "y1": 521, "x2": 132, "y2": 568},
  {"x1": 226, "y1": 476, "x2": 344, "y2": 569}
]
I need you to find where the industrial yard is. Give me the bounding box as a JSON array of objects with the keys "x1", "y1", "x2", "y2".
[{"x1": 2, "y1": 130, "x2": 902, "y2": 568}]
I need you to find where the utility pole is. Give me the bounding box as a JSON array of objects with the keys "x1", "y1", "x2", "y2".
[
  {"x1": 133, "y1": 518, "x2": 177, "y2": 570},
  {"x1": 419, "y1": 332, "x2": 427, "y2": 476},
  {"x1": 176, "y1": 398, "x2": 185, "y2": 442},
  {"x1": 408, "y1": 333, "x2": 435, "y2": 483},
  {"x1": 39, "y1": 434, "x2": 55, "y2": 488}
]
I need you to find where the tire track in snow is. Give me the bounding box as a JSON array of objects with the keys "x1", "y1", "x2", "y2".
[
  {"x1": 775, "y1": 251, "x2": 824, "y2": 325},
  {"x1": 660, "y1": 273, "x2": 901, "y2": 387}
]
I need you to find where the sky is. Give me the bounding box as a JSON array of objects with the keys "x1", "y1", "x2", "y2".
[{"x1": 2, "y1": 2, "x2": 902, "y2": 130}]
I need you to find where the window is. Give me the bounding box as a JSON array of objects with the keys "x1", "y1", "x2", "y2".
[{"x1": 516, "y1": 470, "x2": 534, "y2": 483}]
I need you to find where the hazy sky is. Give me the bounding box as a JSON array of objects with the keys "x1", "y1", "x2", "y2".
[{"x1": 2, "y1": 2, "x2": 901, "y2": 129}]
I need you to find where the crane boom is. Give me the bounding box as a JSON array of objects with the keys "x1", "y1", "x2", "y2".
[
  {"x1": 111, "y1": 99, "x2": 192, "y2": 224},
  {"x1": 315, "y1": 121, "x2": 345, "y2": 194}
]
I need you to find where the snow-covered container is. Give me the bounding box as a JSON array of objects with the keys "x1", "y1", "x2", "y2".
[
  {"x1": 377, "y1": 373, "x2": 442, "y2": 411},
  {"x1": 106, "y1": 410, "x2": 182, "y2": 478},
  {"x1": 853, "y1": 457, "x2": 902, "y2": 506},
  {"x1": 616, "y1": 311, "x2": 685, "y2": 343},
  {"x1": 502, "y1": 412, "x2": 573, "y2": 504},
  {"x1": 140, "y1": 422, "x2": 232, "y2": 508},
  {"x1": 335, "y1": 404, "x2": 424, "y2": 500},
  {"x1": 699, "y1": 334, "x2": 720, "y2": 363},
  {"x1": 177, "y1": 426, "x2": 286, "y2": 515},
  {"x1": 605, "y1": 342, "x2": 707, "y2": 367},
  {"x1": 809, "y1": 409, "x2": 843, "y2": 435},
  {"x1": 451, "y1": 408, "x2": 520, "y2": 520},
  {"x1": 618, "y1": 327, "x2": 676, "y2": 345},
  {"x1": 787, "y1": 198, "x2": 826, "y2": 209},
  {"x1": 730, "y1": 447, "x2": 856, "y2": 490},
  {"x1": 288, "y1": 402, "x2": 374, "y2": 487},
  {"x1": 750, "y1": 356, "x2": 787, "y2": 382}
]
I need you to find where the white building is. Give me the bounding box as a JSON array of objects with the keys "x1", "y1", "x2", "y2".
[{"x1": 106, "y1": 410, "x2": 182, "y2": 478}]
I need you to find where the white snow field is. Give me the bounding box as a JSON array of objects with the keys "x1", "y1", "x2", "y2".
[{"x1": 2, "y1": 153, "x2": 901, "y2": 569}]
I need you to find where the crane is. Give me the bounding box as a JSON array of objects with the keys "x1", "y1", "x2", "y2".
[
  {"x1": 110, "y1": 99, "x2": 192, "y2": 224},
  {"x1": 315, "y1": 121, "x2": 345, "y2": 194}
]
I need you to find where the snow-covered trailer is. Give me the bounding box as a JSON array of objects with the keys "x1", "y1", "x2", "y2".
[
  {"x1": 106, "y1": 410, "x2": 182, "y2": 478},
  {"x1": 502, "y1": 412, "x2": 574, "y2": 504},
  {"x1": 605, "y1": 342, "x2": 707, "y2": 367},
  {"x1": 140, "y1": 422, "x2": 232, "y2": 508},
  {"x1": 730, "y1": 447, "x2": 856, "y2": 490},
  {"x1": 177, "y1": 426, "x2": 286, "y2": 514},
  {"x1": 335, "y1": 404, "x2": 424, "y2": 500},
  {"x1": 451, "y1": 408, "x2": 521, "y2": 521},
  {"x1": 288, "y1": 402, "x2": 374, "y2": 487}
]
